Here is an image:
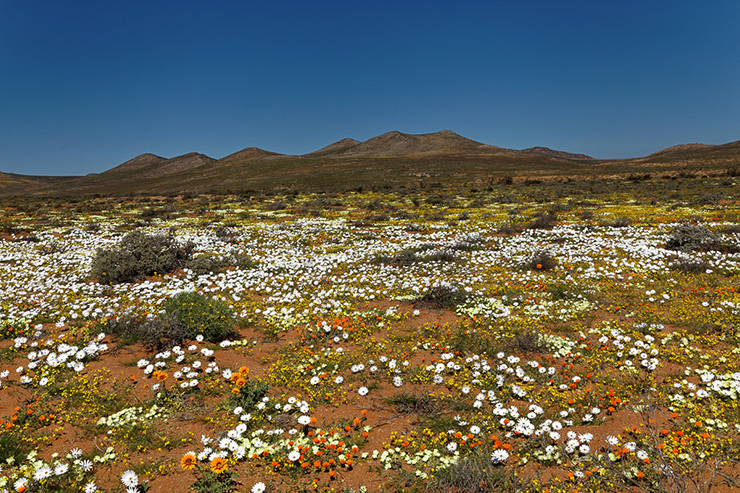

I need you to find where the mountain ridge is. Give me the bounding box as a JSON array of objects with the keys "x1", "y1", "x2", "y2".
[{"x1": 2, "y1": 130, "x2": 738, "y2": 195}]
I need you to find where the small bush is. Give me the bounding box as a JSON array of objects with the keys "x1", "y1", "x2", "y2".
[
  {"x1": 232, "y1": 253, "x2": 256, "y2": 270},
  {"x1": 527, "y1": 212, "x2": 557, "y2": 229},
  {"x1": 693, "y1": 192, "x2": 725, "y2": 206},
  {"x1": 214, "y1": 225, "x2": 234, "y2": 241},
  {"x1": 263, "y1": 201, "x2": 287, "y2": 211},
  {"x1": 432, "y1": 449, "x2": 521, "y2": 493},
  {"x1": 524, "y1": 250, "x2": 557, "y2": 271},
  {"x1": 91, "y1": 230, "x2": 193, "y2": 284},
  {"x1": 163, "y1": 292, "x2": 235, "y2": 343},
  {"x1": 104, "y1": 312, "x2": 187, "y2": 351},
  {"x1": 425, "y1": 250, "x2": 458, "y2": 263},
  {"x1": 186, "y1": 253, "x2": 256, "y2": 276},
  {"x1": 227, "y1": 378, "x2": 269, "y2": 412},
  {"x1": 611, "y1": 216, "x2": 632, "y2": 228},
  {"x1": 186, "y1": 256, "x2": 230, "y2": 276},
  {"x1": 507, "y1": 328, "x2": 542, "y2": 353},
  {"x1": 497, "y1": 223, "x2": 522, "y2": 235},
  {"x1": 665, "y1": 224, "x2": 718, "y2": 251},
  {"x1": 416, "y1": 284, "x2": 469, "y2": 309}
]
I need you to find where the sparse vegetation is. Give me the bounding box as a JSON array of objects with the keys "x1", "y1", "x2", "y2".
[{"x1": 2, "y1": 179, "x2": 740, "y2": 493}]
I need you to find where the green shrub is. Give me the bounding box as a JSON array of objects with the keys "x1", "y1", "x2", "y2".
[
  {"x1": 665, "y1": 224, "x2": 718, "y2": 251},
  {"x1": 163, "y1": 291, "x2": 235, "y2": 342},
  {"x1": 227, "y1": 379, "x2": 269, "y2": 412},
  {"x1": 232, "y1": 253, "x2": 256, "y2": 270},
  {"x1": 91, "y1": 230, "x2": 193, "y2": 284},
  {"x1": 186, "y1": 256, "x2": 230, "y2": 276},
  {"x1": 186, "y1": 253, "x2": 256, "y2": 275},
  {"x1": 104, "y1": 312, "x2": 187, "y2": 351},
  {"x1": 416, "y1": 284, "x2": 469, "y2": 309}
]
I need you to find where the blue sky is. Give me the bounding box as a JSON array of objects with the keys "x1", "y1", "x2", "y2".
[{"x1": 1, "y1": 0, "x2": 738, "y2": 176}]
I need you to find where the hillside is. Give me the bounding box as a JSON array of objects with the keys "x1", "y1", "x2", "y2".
[{"x1": 2, "y1": 131, "x2": 739, "y2": 196}]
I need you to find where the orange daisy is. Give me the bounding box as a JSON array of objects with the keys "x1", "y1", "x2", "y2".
[
  {"x1": 210, "y1": 456, "x2": 228, "y2": 474},
  {"x1": 181, "y1": 453, "x2": 197, "y2": 470}
]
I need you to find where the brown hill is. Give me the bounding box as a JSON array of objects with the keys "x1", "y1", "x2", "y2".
[
  {"x1": 305, "y1": 138, "x2": 361, "y2": 157},
  {"x1": 335, "y1": 130, "x2": 501, "y2": 157},
  {"x1": 3, "y1": 131, "x2": 739, "y2": 196},
  {"x1": 0, "y1": 172, "x2": 76, "y2": 195},
  {"x1": 112, "y1": 153, "x2": 167, "y2": 172},
  {"x1": 218, "y1": 147, "x2": 287, "y2": 166},
  {"x1": 649, "y1": 143, "x2": 711, "y2": 156},
  {"x1": 522, "y1": 147, "x2": 594, "y2": 161}
]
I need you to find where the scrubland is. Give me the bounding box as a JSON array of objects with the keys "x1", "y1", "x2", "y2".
[{"x1": 1, "y1": 176, "x2": 740, "y2": 492}]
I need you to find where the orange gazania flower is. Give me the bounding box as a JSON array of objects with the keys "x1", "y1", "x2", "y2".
[
  {"x1": 156, "y1": 371, "x2": 168, "y2": 382},
  {"x1": 181, "y1": 453, "x2": 197, "y2": 470},
  {"x1": 210, "y1": 456, "x2": 228, "y2": 474},
  {"x1": 235, "y1": 378, "x2": 247, "y2": 387},
  {"x1": 239, "y1": 366, "x2": 249, "y2": 376}
]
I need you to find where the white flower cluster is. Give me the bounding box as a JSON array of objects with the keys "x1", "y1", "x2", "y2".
[{"x1": 96, "y1": 404, "x2": 168, "y2": 428}]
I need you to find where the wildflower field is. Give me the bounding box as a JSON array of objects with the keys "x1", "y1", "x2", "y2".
[{"x1": 2, "y1": 176, "x2": 740, "y2": 493}]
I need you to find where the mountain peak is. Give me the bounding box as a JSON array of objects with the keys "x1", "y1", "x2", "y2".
[
  {"x1": 336, "y1": 130, "x2": 489, "y2": 157},
  {"x1": 116, "y1": 153, "x2": 166, "y2": 170},
  {"x1": 219, "y1": 146, "x2": 285, "y2": 165},
  {"x1": 305, "y1": 138, "x2": 361, "y2": 156}
]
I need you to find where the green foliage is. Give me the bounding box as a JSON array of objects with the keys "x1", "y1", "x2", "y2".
[
  {"x1": 163, "y1": 291, "x2": 235, "y2": 342},
  {"x1": 91, "y1": 230, "x2": 193, "y2": 284},
  {"x1": 189, "y1": 468, "x2": 238, "y2": 493},
  {"x1": 431, "y1": 449, "x2": 522, "y2": 493},
  {"x1": 0, "y1": 431, "x2": 30, "y2": 466},
  {"x1": 186, "y1": 253, "x2": 256, "y2": 275},
  {"x1": 185, "y1": 256, "x2": 230, "y2": 276},
  {"x1": 227, "y1": 379, "x2": 270, "y2": 412}
]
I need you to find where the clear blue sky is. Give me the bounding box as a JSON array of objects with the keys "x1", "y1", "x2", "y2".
[{"x1": 1, "y1": 0, "x2": 738, "y2": 176}]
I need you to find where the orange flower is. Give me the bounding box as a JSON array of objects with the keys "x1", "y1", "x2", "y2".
[
  {"x1": 156, "y1": 371, "x2": 168, "y2": 382},
  {"x1": 235, "y1": 378, "x2": 247, "y2": 387},
  {"x1": 210, "y1": 457, "x2": 228, "y2": 474},
  {"x1": 231, "y1": 388, "x2": 241, "y2": 395},
  {"x1": 181, "y1": 453, "x2": 197, "y2": 470},
  {"x1": 239, "y1": 366, "x2": 249, "y2": 376}
]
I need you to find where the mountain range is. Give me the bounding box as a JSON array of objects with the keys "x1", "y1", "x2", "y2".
[{"x1": 1, "y1": 130, "x2": 738, "y2": 195}]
